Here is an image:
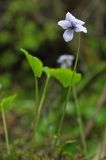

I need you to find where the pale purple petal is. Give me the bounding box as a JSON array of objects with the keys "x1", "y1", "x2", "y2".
[
  {"x1": 63, "y1": 29, "x2": 74, "y2": 42},
  {"x1": 65, "y1": 12, "x2": 76, "y2": 23},
  {"x1": 75, "y1": 19, "x2": 85, "y2": 25},
  {"x1": 75, "y1": 24, "x2": 87, "y2": 33},
  {"x1": 57, "y1": 55, "x2": 74, "y2": 63},
  {"x1": 58, "y1": 20, "x2": 71, "y2": 29}
]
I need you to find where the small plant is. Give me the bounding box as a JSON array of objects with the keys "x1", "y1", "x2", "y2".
[
  {"x1": 0, "y1": 94, "x2": 16, "y2": 155},
  {"x1": 19, "y1": 11, "x2": 88, "y2": 159},
  {"x1": 1, "y1": 11, "x2": 90, "y2": 159},
  {"x1": 55, "y1": 12, "x2": 87, "y2": 156},
  {"x1": 20, "y1": 49, "x2": 81, "y2": 137}
]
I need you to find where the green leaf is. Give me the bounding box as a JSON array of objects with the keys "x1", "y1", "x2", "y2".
[
  {"x1": 20, "y1": 48, "x2": 43, "y2": 78},
  {"x1": 43, "y1": 67, "x2": 81, "y2": 87},
  {"x1": 43, "y1": 66, "x2": 52, "y2": 78},
  {"x1": 0, "y1": 94, "x2": 16, "y2": 112},
  {"x1": 50, "y1": 68, "x2": 81, "y2": 88}
]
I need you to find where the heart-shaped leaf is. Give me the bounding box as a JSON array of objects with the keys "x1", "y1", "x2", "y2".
[
  {"x1": 43, "y1": 66, "x2": 52, "y2": 78},
  {"x1": 50, "y1": 68, "x2": 81, "y2": 88},
  {"x1": 20, "y1": 49, "x2": 43, "y2": 78},
  {"x1": 0, "y1": 94, "x2": 16, "y2": 112}
]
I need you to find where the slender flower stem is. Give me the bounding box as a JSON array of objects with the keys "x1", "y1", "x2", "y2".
[
  {"x1": 73, "y1": 86, "x2": 87, "y2": 156},
  {"x1": 35, "y1": 77, "x2": 39, "y2": 107},
  {"x1": 31, "y1": 77, "x2": 39, "y2": 141},
  {"x1": 54, "y1": 33, "x2": 81, "y2": 147},
  {"x1": 34, "y1": 76, "x2": 49, "y2": 136},
  {"x1": 1, "y1": 105, "x2": 10, "y2": 155},
  {"x1": 0, "y1": 95, "x2": 4, "y2": 158},
  {"x1": 33, "y1": 77, "x2": 39, "y2": 119}
]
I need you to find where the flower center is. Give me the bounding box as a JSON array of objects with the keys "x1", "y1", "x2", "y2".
[
  {"x1": 68, "y1": 23, "x2": 75, "y2": 30},
  {"x1": 71, "y1": 25, "x2": 75, "y2": 29}
]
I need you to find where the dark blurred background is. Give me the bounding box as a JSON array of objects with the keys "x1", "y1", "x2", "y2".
[{"x1": 0, "y1": 0, "x2": 106, "y2": 90}]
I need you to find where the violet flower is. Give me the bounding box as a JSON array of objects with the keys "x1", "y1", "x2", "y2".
[
  {"x1": 57, "y1": 54, "x2": 74, "y2": 68},
  {"x1": 58, "y1": 12, "x2": 87, "y2": 42}
]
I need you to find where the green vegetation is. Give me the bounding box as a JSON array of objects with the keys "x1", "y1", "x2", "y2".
[{"x1": 0, "y1": 0, "x2": 106, "y2": 159}]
